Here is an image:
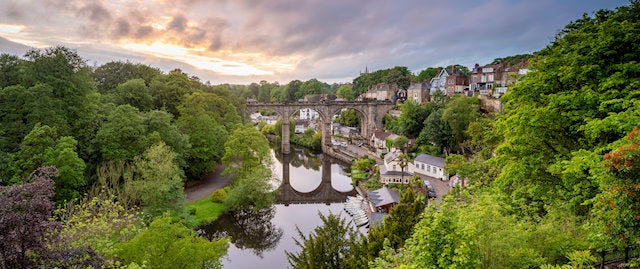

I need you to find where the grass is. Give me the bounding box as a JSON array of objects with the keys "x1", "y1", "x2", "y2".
[{"x1": 186, "y1": 196, "x2": 226, "y2": 227}]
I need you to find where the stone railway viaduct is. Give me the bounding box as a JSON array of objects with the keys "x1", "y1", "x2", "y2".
[{"x1": 245, "y1": 100, "x2": 395, "y2": 154}]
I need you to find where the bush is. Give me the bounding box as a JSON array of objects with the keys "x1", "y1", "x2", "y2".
[{"x1": 210, "y1": 189, "x2": 227, "y2": 203}]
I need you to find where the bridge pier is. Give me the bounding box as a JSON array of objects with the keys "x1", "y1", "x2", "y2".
[{"x1": 282, "y1": 120, "x2": 291, "y2": 154}]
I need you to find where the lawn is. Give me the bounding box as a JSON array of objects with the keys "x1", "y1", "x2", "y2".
[{"x1": 187, "y1": 197, "x2": 226, "y2": 227}]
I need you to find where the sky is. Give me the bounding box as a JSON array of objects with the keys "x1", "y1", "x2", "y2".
[{"x1": 0, "y1": 0, "x2": 630, "y2": 85}]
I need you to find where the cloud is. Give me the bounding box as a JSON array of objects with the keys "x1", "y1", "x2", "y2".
[{"x1": 0, "y1": 0, "x2": 631, "y2": 84}]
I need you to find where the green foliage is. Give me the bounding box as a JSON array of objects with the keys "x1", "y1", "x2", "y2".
[
  {"x1": 415, "y1": 67, "x2": 441, "y2": 83},
  {"x1": 224, "y1": 166, "x2": 275, "y2": 211},
  {"x1": 490, "y1": 53, "x2": 533, "y2": 66},
  {"x1": 210, "y1": 188, "x2": 227, "y2": 203},
  {"x1": 127, "y1": 142, "x2": 185, "y2": 219},
  {"x1": 44, "y1": 136, "x2": 86, "y2": 202},
  {"x1": 353, "y1": 66, "x2": 413, "y2": 95},
  {"x1": 334, "y1": 109, "x2": 361, "y2": 128},
  {"x1": 186, "y1": 196, "x2": 225, "y2": 227},
  {"x1": 336, "y1": 84, "x2": 356, "y2": 100},
  {"x1": 291, "y1": 129, "x2": 322, "y2": 151},
  {"x1": 96, "y1": 105, "x2": 149, "y2": 162},
  {"x1": 590, "y1": 127, "x2": 640, "y2": 249},
  {"x1": 222, "y1": 124, "x2": 272, "y2": 178},
  {"x1": 287, "y1": 213, "x2": 358, "y2": 269},
  {"x1": 116, "y1": 215, "x2": 228, "y2": 269},
  {"x1": 56, "y1": 190, "x2": 142, "y2": 258},
  {"x1": 417, "y1": 108, "x2": 451, "y2": 155},
  {"x1": 10, "y1": 123, "x2": 58, "y2": 183},
  {"x1": 442, "y1": 95, "x2": 481, "y2": 153},
  {"x1": 346, "y1": 189, "x2": 425, "y2": 268},
  {"x1": 114, "y1": 78, "x2": 154, "y2": 111},
  {"x1": 395, "y1": 100, "x2": 433, "y2": 137}
]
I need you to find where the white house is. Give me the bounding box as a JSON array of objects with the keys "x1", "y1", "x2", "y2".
[
  {"x1": 379, "y1": 150, "x2": 414, "y2": 185},
  {"x1": 299, "y1": 108, "x2": 319, "y2": 120},
  {"x1": 413, "y1": 154, "x2": 447, "y2": 181}
]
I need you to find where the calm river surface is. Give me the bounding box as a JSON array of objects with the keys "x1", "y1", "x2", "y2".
[{"x1": 200, "y1": 144, "x2": 359, "y2": 268}]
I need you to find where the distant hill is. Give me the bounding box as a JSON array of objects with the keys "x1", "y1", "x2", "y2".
[{"x1": 0, "y1": 36, "x2": 31, "y2": 56}]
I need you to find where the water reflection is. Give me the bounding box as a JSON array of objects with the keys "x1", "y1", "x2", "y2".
[
  {"x1": 200, "y1": 144, "x2": 356, "y2": 268},
  {"x1": 199, "y1": 207, "x2": 283, "y2": 258}
]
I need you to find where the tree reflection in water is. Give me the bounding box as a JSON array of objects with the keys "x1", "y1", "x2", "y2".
[{"x1": 199, "y1": 206, "x2": 283, "y2": 257}]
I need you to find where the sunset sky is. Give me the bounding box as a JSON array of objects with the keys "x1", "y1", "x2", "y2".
[{"x1": 0, "y1": 0, "x2": 629, "y2": 85}]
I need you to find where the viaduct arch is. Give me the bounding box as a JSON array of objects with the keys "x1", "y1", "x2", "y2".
[{"x1": 245, "y1": 100, "x2": 395, "y2": 154}]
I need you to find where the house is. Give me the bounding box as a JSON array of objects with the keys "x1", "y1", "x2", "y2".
[
  {"x1": 367, "y1": 186, "x2": 401, "y2": 213},
  {"x1": 258, "y1": 115, "x2": 279, "y2": 125},
  {"x1": 294, "y1": 119, "x2": 315, "y2": 134},
  {"x1": 445, "y1": 66, "x2": 469, "y2": 96},
  {"x1": 332, "y1": 123, "x2": 358, "y2": 138},
  {"x1": 470, "y1": 60, "x2": 531, "y2": 98},
  {"x1": 299, "y1": 108, "x2": 319, "y2": 120},
  {"x1": 407, "y1": 82, "x2": 430, "y2": 103},
  {"x1": 358, "y1": 83, "x2": 398, "y2": 101},
  {"x1": 469, "y1": 63, "x2": 506, "y2": 96},
  {"x1": 413, "y1": 154, "x2": 447, "y2": 181},
  {"x1": 430, "y1": 67, "x2": 469, "y2": 97},
  {"x1": 379, "y1": 150, "x2": 414, "y2": 185},
  {"x1": 371, "y1": 130, "x2": 393, "y2": 152}
]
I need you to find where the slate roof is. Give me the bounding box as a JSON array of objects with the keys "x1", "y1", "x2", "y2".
[
  {"x1": 415, "y1": 154, "x2": 445, "y2": 168},
  {"x1": 367, "y1": 186, "x2": 401, "y2": 207}
]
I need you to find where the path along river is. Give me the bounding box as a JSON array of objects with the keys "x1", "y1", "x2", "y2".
[{"x1": 193, "y1": 143, "x2": 361, "y2": 268}]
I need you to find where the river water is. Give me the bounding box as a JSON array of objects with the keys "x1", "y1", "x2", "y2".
[{"x1": 199, "y1": 144, "x2": 359, "y2": 268}]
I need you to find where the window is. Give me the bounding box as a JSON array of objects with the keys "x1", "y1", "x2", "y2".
[
  {"x1": 421, "y1": 163, "x2": 424, "y2": 170},
  {"x1": 488, "y1": 74, "x2": 494, "y2": 81}
]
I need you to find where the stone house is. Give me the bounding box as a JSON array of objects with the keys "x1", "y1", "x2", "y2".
[{"x1": 407, "y1": 82, "x2": 430, "y2": 103}]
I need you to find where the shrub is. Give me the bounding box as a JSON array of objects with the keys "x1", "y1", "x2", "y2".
[{"x1": 210, "y1": 189, "x2": 227, "y2": 203}]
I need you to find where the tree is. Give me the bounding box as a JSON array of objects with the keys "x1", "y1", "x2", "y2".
[
  {"x1": 383, "y1": 66, "x2": 412, "y2": 90},
  {"x1": 44, "y1": 136, "x2": 86, "y2": 203},
  {"x1": 591, "y1": 127, "x2": 640, "y2": 251},
  {"x1": 0, "y1": 53, "x2": 22, "y2": 89},
  {"x1": 287, "y1": 213, "x2": 357, "y2": 269},
  {"x1": 116, "y1": 215, "x2": 228, "y2": 269},
  {"x1": 224, "y1": 166, "x2": 275, "y2": 211},
  {"x1": 334, "y1": 109, "x2": 361, "y2": 128},
  {"x1": 396, "y1": 100, "x2": 432, "y2": 137},
  {"x1": 345, "y1": 189, "x2": 425, "y2": 268},
  {"x1": 149, "y1": 70, "x2": 193, "y2": 116},
  {"x1": 441, "y1": 95, "x2": 481, "y2": 154},
  {"x1": 114, "y1": 78, "x2": 154, "y2": 111},
  {"x1": 0, "y1": 166, "x2": 59, "y2": 269},
  {"x1": 415, "y1": 67, "x2": 441, "y2": 83},
  {"x1": 417, "y1": 108, "x2": 451, "y2": 155},
  {"x1": 56, "y1": 190, "x2": 142, "y2": 259},
  {"x1": 336, "y1": 84, "x2": 356, "y2": 100},
  {"x1": 144, "y1": 109, "x2": 191, "y2": 167},
  {"x1": 222, "y1": 124, "x2": 272, "y2": 178},
  {"x1": 10, "y1": 123, "x2": 58, "y2": 183},
  {"x1": 127, "y1": 142, "x2": 186, "y2": 218},
  {"x1": 95, "y1": 105, "x2": 149, "y2": 162}
]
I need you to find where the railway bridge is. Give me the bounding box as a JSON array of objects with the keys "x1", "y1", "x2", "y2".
[{"x1": 245, "y1": 100, "x2": 394, "y2": 154}]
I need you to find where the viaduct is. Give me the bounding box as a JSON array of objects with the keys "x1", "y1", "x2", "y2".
[{"x1": 245, "y1": 100, "x2": 395, "y2": 154}]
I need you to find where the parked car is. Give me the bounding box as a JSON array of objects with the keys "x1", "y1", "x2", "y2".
[{"x1": 427, "y1": 189, "x2": 436, "y2": 198}]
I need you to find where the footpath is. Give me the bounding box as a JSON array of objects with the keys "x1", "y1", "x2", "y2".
[{"x1": 184, "y1": 164, "x2": 233, "y2": 203}]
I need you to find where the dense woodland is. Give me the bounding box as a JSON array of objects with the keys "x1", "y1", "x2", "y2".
[{"x1": 1, "y1": 1, "x2": 639, "y2": 268}]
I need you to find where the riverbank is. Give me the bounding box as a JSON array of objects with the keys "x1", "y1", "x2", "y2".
[{"x1": 185, "y1": 164, "x2": 233, "y2": 203}]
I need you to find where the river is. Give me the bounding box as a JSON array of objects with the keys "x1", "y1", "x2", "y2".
[{"x1": 199, "y1": 144, "x2": 360, "y2": 268}]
